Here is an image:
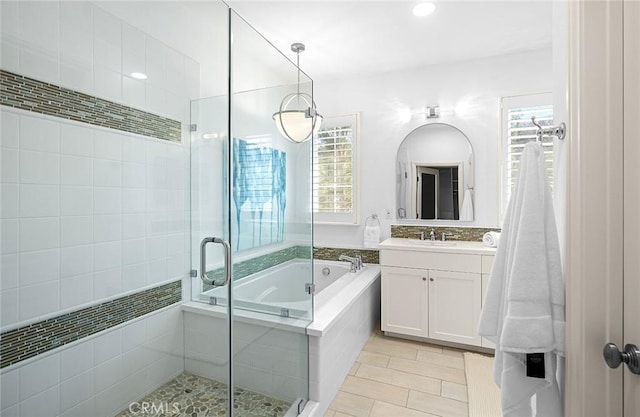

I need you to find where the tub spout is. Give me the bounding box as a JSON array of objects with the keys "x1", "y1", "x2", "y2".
[{"x1": 338, "y1": 255, "x2": 359, "y2": 272}]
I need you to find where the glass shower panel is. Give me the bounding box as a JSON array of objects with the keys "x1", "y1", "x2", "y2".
[{"x1": 228, "y1": 10, "x2": 314, "y2": 415}]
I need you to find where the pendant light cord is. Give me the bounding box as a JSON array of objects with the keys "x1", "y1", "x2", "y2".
[{"x1": 296, "y1": 50, "x2": 300, "y2": 107}]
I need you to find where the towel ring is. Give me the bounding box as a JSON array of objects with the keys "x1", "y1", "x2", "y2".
[{"x1": 365, "y1": 214, "x2": 380, "y2": 227}]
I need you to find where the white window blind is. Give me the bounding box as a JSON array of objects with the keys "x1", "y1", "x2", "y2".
[
  {"x1": 502, "y1": 94, "x2": 554, "y2": 208},
  {"x1": 313, "y1": 113, "x2": 359, "y2": 224}
]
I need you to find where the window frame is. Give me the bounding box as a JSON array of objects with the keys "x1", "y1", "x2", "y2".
[
  {"x1": 500, "y1": 92, "x2": 554, "y2": 220},
  {"x1": 313, "y1": 112, "x2": 360, "y2": 225}
]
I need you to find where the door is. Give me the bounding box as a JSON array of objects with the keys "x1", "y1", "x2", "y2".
[
  {"x1": 416, "y1": 166, "x2": 438, "y2": 219},
  {"x1": 566, "y1": 1, "x2": 639, "y2": 416},
  {"x1": 189, "y1": 7, "x2": 314, "y2": 416},
  {"x1": 381, "y1": 266, "x2": 428, "y2": 337},
  {"x1": 428, "y1": 270, "x2": 481, "y2": 346},
  {"x1": 623, "y1": 1, "x2": 640, "y2": 413}
]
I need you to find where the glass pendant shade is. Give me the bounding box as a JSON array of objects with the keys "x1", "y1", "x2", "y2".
[
  {"x1": 273, "y1": 42, "x2": 322, "y2": 143},
  {"x1": 272, "y1": 92, "x2": 323, "y2": 143}
]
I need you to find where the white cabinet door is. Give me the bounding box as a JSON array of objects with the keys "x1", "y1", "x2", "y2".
[
  {"x1": 428, "y1": 270, "x2": 482, "y2": 346},
  {"x1": 381, "y1": 266, "x2": 428, "y2": 337}
]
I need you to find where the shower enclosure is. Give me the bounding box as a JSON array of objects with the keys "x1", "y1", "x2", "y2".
[
  {"x1": 0, "y1": 1, "x2": 313, "y2": 416},
  {"x1": 188, "y1": 4, "x2": 315, "y2": 416}
]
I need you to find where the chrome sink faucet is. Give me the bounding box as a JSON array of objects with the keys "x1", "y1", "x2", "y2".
[
  {"x1": 414, "y1": 231, "x2": 425, "y2": 240},
  {"x1": 429, "y1": 228, "x2": 436, "y2": 241}
]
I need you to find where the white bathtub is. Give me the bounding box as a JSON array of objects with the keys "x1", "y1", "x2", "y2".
[
  {"x1": 202, "y1": 259, "x2": 354, "y2": 319},
  {"x1": 182, "y1": 258, "x2": 380, "y2": 416}
]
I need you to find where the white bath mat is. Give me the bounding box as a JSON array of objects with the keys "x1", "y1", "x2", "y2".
[{"x1": 463, "y1": 352, "x2": 502, "y2": 417}]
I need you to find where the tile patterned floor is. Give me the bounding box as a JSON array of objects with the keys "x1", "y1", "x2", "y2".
[
  {"x1": 324, "y1": 328, "x2": 479, "y2": 417},
  {"x1": 116, "y1": 372, "x2": 290, "y2": 417}
]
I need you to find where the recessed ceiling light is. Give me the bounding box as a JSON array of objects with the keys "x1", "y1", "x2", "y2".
[
  {"x1": 130, "y1": 72, "x2": 148, "y2": 80},
  {"x1": 413, "y1": 2, "x2": 436, "y2": 17}
]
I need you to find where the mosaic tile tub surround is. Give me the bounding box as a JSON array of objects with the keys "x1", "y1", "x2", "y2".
[
  {"x1": 204, "y1": 245, "x2": 311, "y2": 291},
  {"x1": 0, "y1": 280, "x2": 182, "y2": 369},
  {"x1": 313, "y1": 247, "x2": 380, "y2": 264},
  {"x1": 0, "y1": 69, "x2": 182, "y2": 142}
]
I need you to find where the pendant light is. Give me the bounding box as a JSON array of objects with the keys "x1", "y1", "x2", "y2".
[{"x1": 272, "y1": 43, "x2": 322, "y2": 143}]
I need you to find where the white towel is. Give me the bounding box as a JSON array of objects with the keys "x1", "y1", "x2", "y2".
[
  {"x1": 478, "y1": 142, "x2": 565, "y2": 417},
  {"x1": 482, "y1": 231, "x2": 501, "y2": 248},
  {"x1": 363, "y1": 225, "x2": 381, "y2": 248},
  {"x1": 460, "y1": 189, "x2": 474, "y2": 221}
]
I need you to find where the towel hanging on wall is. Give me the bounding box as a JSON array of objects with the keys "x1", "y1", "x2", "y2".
[
  {"x1": 363, "y1": 214, "x2": 381, "y2": 248},
  {"x1": 460, "y1": 188, "x2": 474, "y2": 221},
  {"x1": 478, "y1": 142, "x2": 565, "y2": 417}
]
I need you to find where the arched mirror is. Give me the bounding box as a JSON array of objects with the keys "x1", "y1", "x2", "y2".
[{"x1": 396, "y1": 123, "x2": 474, "y2": 221}]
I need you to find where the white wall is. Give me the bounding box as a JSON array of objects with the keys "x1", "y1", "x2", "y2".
[
  {"x1": 313, "y1": 48, "x2": 553, "y2": 248},
  {"x1": 0, "y1": 0, "x2": 194, "y2": 329},
  {"x1": 0, "y1": 1, "x2": 198, "y2": 415}
]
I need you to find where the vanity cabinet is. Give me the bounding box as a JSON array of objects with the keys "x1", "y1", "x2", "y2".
[
  {"x1": 381, "y1": 266, "x2": 428, "y2": 337},
  {"x1": 379, "y1": 238, "x2": 495, "y2": 350},
  {"x1": 428, "y1": 269, "x2": 482, "y2": 345}
]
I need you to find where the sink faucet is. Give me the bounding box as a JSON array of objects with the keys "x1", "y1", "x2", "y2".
[
  {"x1": 429, "y1": 228, "x2": 436, "y2": 241},
  {"x1": 413, "y1": 231, "x2": 425, "y2": 240},
  {"x1": 339, "y1": 255, "x2": 360, "y2": 272},
  {"x1": 441, "y1": 232, "x2": 452, "y2": 242}
]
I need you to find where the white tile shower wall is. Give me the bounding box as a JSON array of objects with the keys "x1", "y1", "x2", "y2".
[
  {"x1": 0, "y1": 0, "x2": 199, "y2": 326},
  {"x1": 308, "y1": 278, "x2": 381, "y2": 416},
  {"x1": 183, "y1": 311, "x2": 308, "y2": 403},
  {"x1": 0, "y1": 108, "x2": 190, "y2": 328},
  {"x1": 0, "y1": 0, "x2": 200, "y2": 123},
  {"x1": 0, "y1": 305, "x2": 184, "y2": 417}
]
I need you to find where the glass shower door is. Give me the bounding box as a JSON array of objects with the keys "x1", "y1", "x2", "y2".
[
  {"x1": 229, "y1": 10, "x2": 315, "y2": 415},
  {"x1": 188, "y1": 7, "x2": 314, "y2": 417}
]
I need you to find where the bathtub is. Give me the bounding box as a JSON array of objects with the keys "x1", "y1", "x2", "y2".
[
  {"x1": 182, "y1": 258, "x2": 380, "y2": 416},
  {"x1": 201, "y1": 260, "x2": 353, "y2": 319}
]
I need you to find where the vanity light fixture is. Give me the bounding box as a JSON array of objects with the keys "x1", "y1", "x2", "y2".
[
  {"x1": 413, "y1": 2, "x2": 436, "y2": 17},
  {"x1": 272, "y1": 43, "x2": 323, "y2": 143},
  {"x1": 130, "y1": 72, "x2": 148, "y2": 80},
  {"x1": 425, "y1": 105, "x2": 440, "y2": 119}
]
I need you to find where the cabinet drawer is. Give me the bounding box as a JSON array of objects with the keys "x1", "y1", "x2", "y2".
[
  {"x1": 481, "y1": 255, "x2": 495, "y2": 274},
  {"x1": 380, "y1": 249, "x2": 481, "y2": 273}
]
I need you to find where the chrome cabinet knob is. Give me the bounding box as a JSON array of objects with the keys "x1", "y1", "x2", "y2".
[{"x1": 603, "y1": 342, "x2": 640, "y2": 374}]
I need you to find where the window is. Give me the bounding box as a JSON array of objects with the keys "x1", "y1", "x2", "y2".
[
  {"x1": 313, "y1": 113, "x2": 359, "y2": 224},
  {"x1": 501, "y1": 93, "x2": 554, "y2": 211}
]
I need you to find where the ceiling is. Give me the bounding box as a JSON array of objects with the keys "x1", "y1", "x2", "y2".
[{"x1": 226, "y1": 0, "x2": 553, "y2": 82}]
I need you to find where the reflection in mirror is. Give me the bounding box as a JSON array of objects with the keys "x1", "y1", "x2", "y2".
[{"x1": 396, "y1": 123, "x2": 474, "y2": 221}]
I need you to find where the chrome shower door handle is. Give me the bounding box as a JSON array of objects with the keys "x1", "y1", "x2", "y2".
[{"x1": 200, "y1": 237, "x2": 232, "y2": 286}]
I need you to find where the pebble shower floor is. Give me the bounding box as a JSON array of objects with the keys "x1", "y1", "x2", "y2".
[{"x1": 116, "y1": 372, "x2": 290, "y2": 417}]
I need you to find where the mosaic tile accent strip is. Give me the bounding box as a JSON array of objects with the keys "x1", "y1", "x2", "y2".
[
  {"x1": 391, "y1": 225, "x2": 501, "y2": 242},
  {"x1": 0, "y1": 280, "x2": 182, "y2": 369},
  {"x1": 204, "y1": 245, "x2": 311, "y2": 291},
  {"x1": 313, "y1": 247, "x2": 380, "y2": 264},
  {"x1": 116, "y1": 371, "x2": 290, "y2": 417},
  {"x1": 0, "y1": 70, "x2": 181, "y2": 142}
]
